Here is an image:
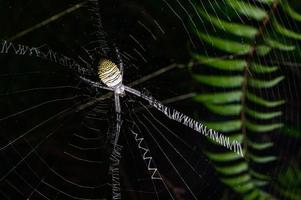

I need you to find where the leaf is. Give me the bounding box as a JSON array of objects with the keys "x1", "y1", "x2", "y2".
[
  {"x1": 256, "y1": 45, "x2": 272, "y2": 56},
  {"x1": 206, "y1": 120, "x2": 242, "y2": 132},
  {"x1": 229, "y1": 134, "x2": 244, "y2": 143},
  {"x1": 205, "y1": 151, "x2": 242, "y2": 162},
  {"x1": 226, "y1": 0, "x2": 268, "y2": 21},
  {"x1": 249, "y1": 154, "x2": 277, "y2": 163},
  {"x1": 233, "y1": 182, "x2": 255, "y2": 193},
  {"x1": 245, "y1": 120, "x2": 283, "y2": 132},
  {"x1": 203, "y1": 103, "x2": 241, "y2": 116},
  {"x1": 250, "y1": 63, "x2": 278, "y2": 74},
  {"x1": 254, "y1": 179, "x2": 269, "y2": 187},
  {"x1": 199, "y1": 9, "x2": 258, "y2": 39},
  {"x1": 194, "y1": 54, "x2": 246, "y2": 71},
  {"x1": 265, "y1": 38, "x2": 295, "y2": 51},
  {"x1": 197, "y1": 32, "x2": 252, "y2": 54},
  {"x1": 221, "y1": 174, "x2": 251, "y2": 186},
  {"x1": 246, "y1": 92, "x2": 285, "y2": 107},
  {"x1": 273, "y1": 19, "x2": 301, "y2": 40},
  {"x1": 194, "y1": 75, "x2": 243, "y2": 88},
  {"x1": 248, "y1": 76, "x2": 285, "y2": 88},
  {"x1": 248, "y1": 140, "x2": 274, "y2": 150},
  {"x1": 250, "y1": 170, "x2": 270, "y2": 180},
  {"x1": 281, "y1": 0, "x2": 301, "y2": 22},
  {"x1": 216, "y1": 162, "x2": 248, "y2": 175},
  {"x1": 194, "y1": 91, "x2": 242, "y2": 104},
  {"x1": 243, "y1": 190, "x2": 261, "y2": 200},
  {"x1": 245, "y1": 107, "x2": 282, "y2": 120},
  {"x1": 277, "y1": 161, "x2": 301, "y2": 200},
  {"x1": 255, "y1": 0, "x2": 274, "y2": 5}
]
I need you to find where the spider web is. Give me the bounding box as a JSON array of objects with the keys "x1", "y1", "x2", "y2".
[{"x1": 0, "y1": 0, "x2": 300, "y2": 200}]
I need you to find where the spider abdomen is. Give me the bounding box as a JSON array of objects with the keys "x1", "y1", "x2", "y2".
[{"x1": 98, "y1": 59, "x2": 122, "y2": 88}]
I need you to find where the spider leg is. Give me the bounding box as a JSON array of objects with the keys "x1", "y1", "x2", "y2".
[
  {"x1": 124, "y1": 86, "x2": 154, "y2": 105},
  {"x1": 124, "y1": 86, "x2": 244, "y2": 157},
  {"x1": 79, "y1": 76, "x2": 113, "y2": 91},
  {"x1": 114, "y1": 45, "x2": 124, "y2": 77},
  {"x1": 113, "y1": 92, "x2": 122, "y2": 146},
  {"x1": 124, "y1": 86, "x2": 143, "y2": 97}
]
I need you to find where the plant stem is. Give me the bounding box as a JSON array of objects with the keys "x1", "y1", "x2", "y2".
[
  {"x1": 241, "y1": 0, "x2": 280, "y2": 158},
  {"x1": 7, "y1": 1, "x2": 87, "y2": 41}
]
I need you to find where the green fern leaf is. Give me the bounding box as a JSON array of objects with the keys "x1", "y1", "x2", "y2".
[
  {"x1": 194, "y1": 91, "x2": 242, "y2": 104},
  {"x1": 226, "y1": 0, "x2": 268, "y2": 20},
  {"x1": 194, "y1": 55, "x2": 246, "y2": 71},
  {"x1": 191, "y1": 0, "x2": 300, "y2": 198}
]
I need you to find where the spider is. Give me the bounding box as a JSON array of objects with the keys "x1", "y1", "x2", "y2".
[{"x1": 78, "y1": 47, "x2": 165, "y2": 149}]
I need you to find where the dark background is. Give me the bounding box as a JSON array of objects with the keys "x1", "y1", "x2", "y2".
[{"x1": 0, "y1": 0, "x2": 301, "y2": 199}]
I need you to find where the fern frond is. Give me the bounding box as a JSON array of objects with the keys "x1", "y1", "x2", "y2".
[
  {"x1": 276, "y1": 161, "x2": 301, "y2": 200},
  {"x1": 192, "y1": 0, "x2": 301, "y2": 198}
]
